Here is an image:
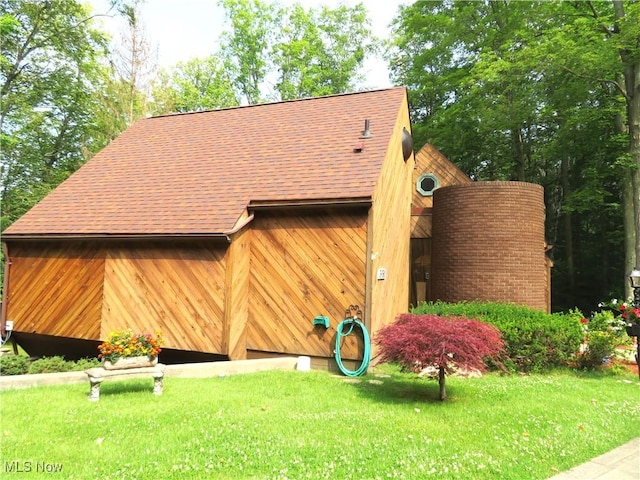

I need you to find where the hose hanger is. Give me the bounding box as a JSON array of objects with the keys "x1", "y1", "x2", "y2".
[{"x1": 335, "y1": 305, "x2": 371, "y2": 377}]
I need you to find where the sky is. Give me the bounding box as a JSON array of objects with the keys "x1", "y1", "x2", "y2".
[{"x1": 87, "y1": 0, "x2": 408, "y2": 89}]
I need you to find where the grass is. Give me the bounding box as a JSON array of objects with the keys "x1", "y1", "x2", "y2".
[{"x1": 0, "y1": 365, "x2": 638, "y2": 479}]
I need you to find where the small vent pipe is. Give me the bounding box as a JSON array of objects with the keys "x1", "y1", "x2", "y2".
[{"x1": 360, "y1": 119, "x2": 371, "y2": 138}]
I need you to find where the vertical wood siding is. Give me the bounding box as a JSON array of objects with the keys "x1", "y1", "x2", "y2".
[
  {"x1": 247, "y1": 211, "x2": 367, "y2": 359},
  {"x1": 102, "y1": 242, "x2": 226, "y2": 353},
  {"x1": 6, "y1": 242, "x2": 103, "y2": 339}
]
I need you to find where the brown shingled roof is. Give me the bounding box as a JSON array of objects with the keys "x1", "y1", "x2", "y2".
[{"x1": 3, "y1": 87, "x2": 408, "y2": 237}]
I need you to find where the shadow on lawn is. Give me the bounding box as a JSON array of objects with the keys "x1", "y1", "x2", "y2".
[
  {"x1": 346, "y1": 372, "x2": 453, "y2": 404},
  {"x1": 96, "y1": 380, "x2": 157, "y2": 397}
]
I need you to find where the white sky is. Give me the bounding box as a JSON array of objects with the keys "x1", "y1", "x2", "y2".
[{"x1": 87, "y1": 0, "x2": 408, "y2": 89}]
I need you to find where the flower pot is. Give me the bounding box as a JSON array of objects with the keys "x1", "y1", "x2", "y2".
[
  {"x1": 625, "y1": 324, "x2": 640, "y2": 338},
  {"x1": 102, "y1": 355, "x2": 158, "y2": 370}
]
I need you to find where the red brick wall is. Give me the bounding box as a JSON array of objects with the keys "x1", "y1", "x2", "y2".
[{"x1": 431, "y1": 182, "x2": 548, "y2": 311}]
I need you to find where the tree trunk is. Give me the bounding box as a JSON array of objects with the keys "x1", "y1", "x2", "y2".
[
  {"x1": 629, "y1": 65, "x2": 640, "y2": 275},
  {"x1": 560, "y1": 155, "x2": 575, "y2": 292},
  {"x1": 628, "y1": 87, "x2": 640, "y2": 274},
  {"x1": 624, "y1": 172, "x2": 635, "y2": 300},
  {"x1": 511, "y1": 127, "x2": 526, "y2": 181},
  {"x1": 614, "y1": 0, "x2": 640, "y2": 299},
  {"x1": 438, "y1": 365, "x2": 446, "y2": 401}
]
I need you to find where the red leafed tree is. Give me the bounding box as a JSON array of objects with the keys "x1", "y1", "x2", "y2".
[{"x1": 375, "y1": 314, "x2": 506, "y2": 401}]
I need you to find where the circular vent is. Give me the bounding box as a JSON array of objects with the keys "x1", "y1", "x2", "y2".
[{"x1": 416, "y1": 173, "x2": 439, "y2": 196}]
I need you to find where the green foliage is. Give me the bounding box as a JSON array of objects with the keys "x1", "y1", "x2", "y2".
[
  {"x1": 570, "y1": 304, "x2": 631, "y2": 370},
  {"x1": 577, "y1": 331, "x2": 618, "y2": 370},
  {"x1": 0, "y1": 354, "x2": 100, "y2": 375},
  {"x1": 0, "y1": 369, "x2": 638, "y2": 479},
  {"x1": 272, "y1": 3, "x2": 374, "y2": 100},
  {"x1": 73, "y1": 357, "x2": 101, "y2": 370},
  {"x1": 151, "y1": 57, "x2": 238, "y2": 114},
  {"x1": 27, "y1": 355, "x2": 73, "y2": 374},
  {"x1": 412, "y1": 302, "x2": 583, "y2": 372},
  {"x1": 1, "y1": 0, "x2": 112, "y2": 230},
  {"x1": 387, "y1": 0, "x2": 634, "y2": 313},
  {"x1": 217, "y1": 0, "x2": 375, "y2": 104},
  {"x1": 588, "y1": 309, "x2": 629, "y2": 340},
  {"x1": 0, "y1": 354, "x2": 29, "y2": 375}
]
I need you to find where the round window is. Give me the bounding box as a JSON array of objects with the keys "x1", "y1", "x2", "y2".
[{"x1": 416, "y1": 173, "x2": 439, "y2": 196}]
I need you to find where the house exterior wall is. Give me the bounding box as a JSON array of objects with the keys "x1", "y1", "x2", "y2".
[
  {"x1": 410, "y1": 144, "x2": 471, "y2": 239},
  {"x1": 4, "y1": 240, "x2": 229, "y2": 355},
  {"x1": 409, "y1": 144, "x2": 472, "y2": 305},
  {"x1": 246, "y1": 210, "x2": 367, "y2": 359},
  {"x1": 367, "y1": 95, "x2": 415, "y2": 343},
  {"x1": 101, "y1": 242, "x2": 227, "y2": 353},
  {"x1": 431, "y1": 181, "x2": 548, "y2": 311},
  {"x1": 224, "y1": 227, "x2": 251, "y2": 360},
  {"x1": 4, "y1": 241, "x2": 104, "y2": 339},
  {"x1": 411, "y1": 144, "x2": 472, "y2": 213}
]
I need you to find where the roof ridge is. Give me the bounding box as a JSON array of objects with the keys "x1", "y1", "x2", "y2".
[{"x1": 148, "y1": 86, "x2": 406, "y2": 120}]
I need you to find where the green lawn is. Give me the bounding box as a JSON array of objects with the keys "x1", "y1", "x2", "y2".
[{"x1": 0, "y1": 365, "x2": 638, "y2": 479}]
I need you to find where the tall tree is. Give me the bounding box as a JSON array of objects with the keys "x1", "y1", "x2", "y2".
[
  {"x1": 150, "y1": 57, "x2": 238, "y2": 114},
  {"x1": 272, "y1": 2, "x2": 372, "y2": 100},
  {"x1": 100, "y1": 0, "x2": 156, "y2": 130},
  {"x1": 387, "y1": 0, "x2": 634, "y2": 311},
  {"x1": 218, "y1": 0, "x2": 275, "y2": 105},
  {"x1": 217, "y1": 0, "x2": 375, "y2": 104},
  {"x1": 1, "y1": 0, "x2": 111, "y2": 229},
  {"x1": 524, "y1": 0, "x2": 639, "y2": 303}
]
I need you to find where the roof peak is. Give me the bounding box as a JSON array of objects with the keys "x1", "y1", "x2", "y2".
[{"x1": 148, "y1": 86, "x2": 407, "y2": 120}]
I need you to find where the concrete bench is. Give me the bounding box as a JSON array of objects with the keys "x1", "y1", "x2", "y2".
[{"x1": 85, "y1": 364, "x2": 166, "y2": 401}]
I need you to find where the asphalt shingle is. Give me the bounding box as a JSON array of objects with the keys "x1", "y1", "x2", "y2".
[{"x1": 4, "y1": 87, "x2": 407, "y2": 236}]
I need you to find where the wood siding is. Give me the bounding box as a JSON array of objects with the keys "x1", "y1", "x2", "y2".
[
  {"x1": 5, "y1": 242, "x2": 104, "y2": 339},
  {"x1": 412, "y1": 144, "x2": 471, "y2": 212},
  {"x1": 102, "y1": 242, "x2": 226, "y2": 353},
  {"x1": 247, "y1": 210, "x2": 367, "y2": 359},
  {"x1": 411, "y1": 214, "x2": 432, "y2": 239},
  {"x1": 224, "y1": 228, "x2": 250, "y2": 359},
  {"x1": 368, "y1": 94, "x2": 414, "y2": 343},
  {"x1": 409, "y1": 145, "x2": 471, "y2": 307},
  {"x1": 411, "y1": 144, "x2": 471, "y2": 239}
]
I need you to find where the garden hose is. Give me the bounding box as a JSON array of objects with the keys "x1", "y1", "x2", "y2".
[{"x1": 335, "y1": 318, "x2": 371, "y2": 376}]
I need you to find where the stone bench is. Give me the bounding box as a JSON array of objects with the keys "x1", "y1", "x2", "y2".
[{"x1": 85, "y1": 364, "x2": 166, "y2": 401}]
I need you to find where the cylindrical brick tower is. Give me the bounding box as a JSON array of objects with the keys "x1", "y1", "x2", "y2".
[{"x1": 431, "y1": 181, "x2": 548, "y2": 311}]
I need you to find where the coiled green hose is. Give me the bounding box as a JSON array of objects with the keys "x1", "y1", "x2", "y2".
[{"x1": 335, "y1": 318, "x2": 371, "y2": 376}]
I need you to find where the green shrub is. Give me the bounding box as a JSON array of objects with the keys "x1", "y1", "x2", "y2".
[
  {"x1": 0, "y1": 355, "x2": 100, "y2": 375},
  {"x1": 577, "y1": 331, "x2": 618, "y2": 370},
  {"x1": 28, "y1": 356, "x2": 73, "y2": 374},
  {"x1": 0, "y1": 355, "x2": 29, "y2": 375},
  {"x1": 73, "y1": 357, "x2": 101, "y2": 370},
  {"x1": 587, "y1": 309, "x2": 629, "y2": 341},
  {"x1": 412, "y1": 301, "x2": 583, "y2": 372}
]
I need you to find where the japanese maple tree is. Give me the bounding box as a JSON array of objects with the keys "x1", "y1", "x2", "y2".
[{"x1": 375, "y1": 313, "x2": 506, "y2": 401}]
